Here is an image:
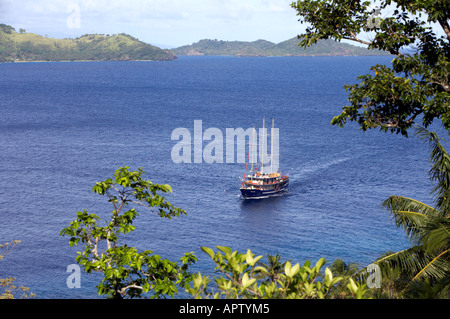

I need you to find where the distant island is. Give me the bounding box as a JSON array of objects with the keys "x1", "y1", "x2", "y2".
[
  {"x1": 172, "y1": 38, "x2": 390, "y2": 57},
  {"x1": 0, "y1": 23, "x2": 176, "y2": 62},
  {"x1": 0, "y1": 23, "x2": 390, "y2": 63}
]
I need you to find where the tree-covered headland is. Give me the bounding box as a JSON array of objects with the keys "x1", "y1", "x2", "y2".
[{"x1": 0, "y1": 24, "x2": 176, "y2": 62}]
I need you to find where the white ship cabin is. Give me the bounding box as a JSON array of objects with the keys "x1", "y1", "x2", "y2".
[{"x1": 244, "y1": 172, "x2": 282, "y2": 187}]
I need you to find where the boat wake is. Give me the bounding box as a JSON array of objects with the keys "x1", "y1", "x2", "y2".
[
  {"x1": 292, "y1": 157, "x2": 351, "y2": 179},
  {"x1": 283, "y1": 156, "x2": 352, "y2": 195}
]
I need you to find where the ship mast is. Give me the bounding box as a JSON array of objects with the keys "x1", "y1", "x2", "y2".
[
  {"x1": 261, "y1": 117, "x2": 265, "y2": 174},
  {"x1": 242, "y1": 125, "x2": 256, "y2": 187},
  {"x1": 251, "y1": 127, "x2": 255, "y2": 173},
  {"x1": 271, "y1": 118, "x2": 274, "y2": 173}
]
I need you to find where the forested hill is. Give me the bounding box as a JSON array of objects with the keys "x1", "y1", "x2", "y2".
[
  {"x1": 173, "y1": 37, "x2": 390, "y2": 57},
  {"x1": 0, "y1": 24, "x2": 176, "y2": 62}
]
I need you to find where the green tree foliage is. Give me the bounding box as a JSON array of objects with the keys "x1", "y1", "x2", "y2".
[
  {"x1": 376, "y1": 127, "x2": 450, "y2": 298},
  {"x1": 255, "y1": 254, "x2": 290, "y2": 283},
  {"x1": 186, "y1": 246, "x2": 369, "y2": 299},
  {"x1": 327, "y1": 259, "x2": 362, "y2": 298},
  {"x1": 291, "y1": 0, "x2": 450, "y2": 136},
  {"x1": 60, "y1": 167, "x2": 197, "y2": 299},
  {"x1": 0, "y1": 24, "x2": 15, "y2": 34}
]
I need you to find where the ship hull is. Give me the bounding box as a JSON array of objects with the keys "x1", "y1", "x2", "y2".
[{"x1": 240, "y1": 180, "x2": 289, "y2": 199}]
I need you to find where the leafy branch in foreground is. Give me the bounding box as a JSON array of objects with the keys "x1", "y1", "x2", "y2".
[
  {"x1": 291, "y1": 0, "x2": 449, "y2": 136},
  {"x1": 60, "y1": 167, "x2": 197, "y2": 299},
  {"x1": 186, "y1": 246, "x2": 369, "y2": 299}
]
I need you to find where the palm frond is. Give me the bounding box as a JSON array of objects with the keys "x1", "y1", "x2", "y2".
[
  {"x1": 409, "y1": 249, "x2": 450, "y2": 283},
  {"x1": 421, "y1": 217, "x2": 450, "y2": 255},
  {"x1": 383, "y1": 195, "x2": 437, "y2": 216},
  {"x1": 330, "y1": 258, "x2": 360, "y2": 277},
  {"x1": 415, "y1": 126, "x2": 450, "y2": 216},
  {"x1": 404, "y1": 275, "x2": 450, "y2": 299},
  {"x1": 374, "y1": 247, "x2": 426, "y2": 279},
  {"x1": 374, "y1": 246, "x2": 448, "y2": 283},
  {"x1": 377, "y1": 127, "x2": 450, "y2": 295},
  {"x1": 383, "y1": 195, "x2": 439, "y2": 243}
]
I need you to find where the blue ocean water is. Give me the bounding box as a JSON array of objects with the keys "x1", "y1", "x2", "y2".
[{"x1": 0, "y1": 56, "x2": 439, "y2": 298}]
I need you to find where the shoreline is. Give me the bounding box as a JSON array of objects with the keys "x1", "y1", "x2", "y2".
[{"x1": 1, "y1": 58, "x2": 176, "y2": 63}]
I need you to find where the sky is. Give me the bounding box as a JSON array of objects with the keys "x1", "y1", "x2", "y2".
[{"x1": 0, "y1": 0, "x2": 304, "y2": 48}]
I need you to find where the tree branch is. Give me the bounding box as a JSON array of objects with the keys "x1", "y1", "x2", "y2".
[
  {"x1": 343, "y1": 31, "x2": 373, "y2": 46},
  {"x1": 438, "y1": 18, "x2": 450, "y2": 40},
  {"x1": 117, "y1": 284, "x2": 144, "y2": 296},
  {"x1": 129, "y1": 199, "x2": 159, "y2": 216},
  {"x1": 91, "y1": 237, "x2": 99, "y2": 258}
]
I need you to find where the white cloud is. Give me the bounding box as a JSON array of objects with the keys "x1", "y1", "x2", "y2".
[{"x1": 0, "y1": 0, "x2": 302, "y2": 46}]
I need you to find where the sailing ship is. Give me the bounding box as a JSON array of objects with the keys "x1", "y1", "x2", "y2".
[{"x1": 240, "y1": 119, "x2": 289, "y2": 199}]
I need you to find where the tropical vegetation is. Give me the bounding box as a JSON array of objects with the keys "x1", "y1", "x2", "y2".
[
  {"x1": 0, "y1": 23, "x2": 176, "y2": 62},
  {"x1": 374, "y1": 127, "x2": 450, "y2": 298},
  {"x1": 3, "y1": 0, "x2": 450, "y2": 300},
  {"x1": 291, "y1": 0, "x2": 450, "y2": 136},
  {"x1": 60, "y1": 167, "x2": 196, "y2": 299},
  {"x1": 289, "y1": 0, "x2": 450, "y2": 298}
]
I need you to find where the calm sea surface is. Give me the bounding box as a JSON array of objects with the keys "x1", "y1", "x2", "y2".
[{"x1": 0, "y1": 56, "x2": 440, "y2": 298}]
